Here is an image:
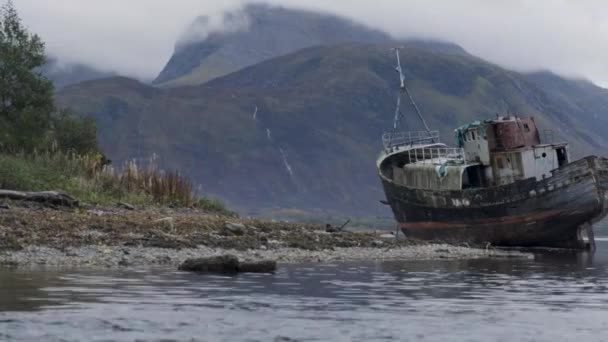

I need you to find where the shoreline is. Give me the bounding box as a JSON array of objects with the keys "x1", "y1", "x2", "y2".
[
  {"x1": 0, "y1": 204, "x2": 532, "y2": 267},
  {"x1": 0, "y1": 244, "x2": 531, "y2": 268}
]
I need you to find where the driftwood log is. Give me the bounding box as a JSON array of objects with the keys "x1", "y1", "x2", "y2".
[{"x1": 0, "y1": 190, "x2": 79, "y2": 208}]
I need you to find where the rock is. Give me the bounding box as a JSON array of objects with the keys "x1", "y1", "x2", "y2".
[
  {"x1": 372, "y1": 240, "x2": 384, "y2": 247},
  {"x1": 267, "y1": 240, "x2": 282, "y2": 248},
  {"x1": 178, "y1": 255, "x2": 278, "y2": 274},
  {"x1": 0, "y1": 202, "x2": 10, "y2": 210},
  {"x1": 155, "y1": 217, "x2": 175, "y2": 230},
  {"x1": 117, "y1": 202, "x2": 135, "y2": 210},
  {"x1": 379, "y1": 233, "x2": 396, "y2": 239},
  {"x1": 239, "y1": 260, "x2": 277, "y2": 273},
  {"x1": 325, "y1": 224, "x2": 338, "y2": 233},
  {"x1": 87, "y1": 209, "x2": 105, "y2": 216},
  {"x1": 223, "y1": 222, "x2": 245, "y2": 236},
  {"x1": 178, "y1": 255, "x2": 240, "y2": 274}
]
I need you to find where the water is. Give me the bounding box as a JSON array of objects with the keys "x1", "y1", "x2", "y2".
[{"x1": 3, "y1": 243, "x2": 608, "y2": 341}]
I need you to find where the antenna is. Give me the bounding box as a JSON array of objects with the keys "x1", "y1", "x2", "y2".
[{"x1": 392, "y1": 47, "x2": 432, "y2": 134}]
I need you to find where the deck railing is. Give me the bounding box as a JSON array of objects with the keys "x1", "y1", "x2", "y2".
[
  {"x1": 382, "y1": 130, "x2": 440, "y2": 149},
  {"x1": 406, "y1": 147, "x2": 466, "y2": 164}
]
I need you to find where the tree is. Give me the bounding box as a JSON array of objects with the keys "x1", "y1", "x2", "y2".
[
  {"x1": 0, "y1": 0, "x2": 54, "y2": 151},
  {"x1": 51, "y1": 109, "x2": 99, "y2": 155}
]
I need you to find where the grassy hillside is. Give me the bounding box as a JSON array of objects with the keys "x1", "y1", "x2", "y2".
[{"x1": 57, "y1": 43, "x2": 608, "y2": 215}]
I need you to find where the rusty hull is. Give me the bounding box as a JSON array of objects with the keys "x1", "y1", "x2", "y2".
[{"x1": 380, "y1": 157, "x2": 608, "y2": 249}]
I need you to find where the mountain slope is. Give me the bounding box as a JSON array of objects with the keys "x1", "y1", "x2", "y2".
[
  {"x1": 58, "y1": 43, "x2": 608, "y2": 215},
  {"x1": 154, "y1": 4, "x2": 467, "y2": 87},
  {"x1": 42, "y1": 57, "x2": 115, "y2": 90},
  {"x1": 525, "y1": 71, "x2": 608, "y2": 150}
]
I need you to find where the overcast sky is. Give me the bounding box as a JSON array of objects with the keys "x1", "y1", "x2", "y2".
[{"x1": 14, "y1": 0, "x2": 608, "y2": 87}]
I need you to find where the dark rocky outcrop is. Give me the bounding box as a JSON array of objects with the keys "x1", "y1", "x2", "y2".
[{"x1": 178, "y1": 254, "x2": 277, "y2": 274}]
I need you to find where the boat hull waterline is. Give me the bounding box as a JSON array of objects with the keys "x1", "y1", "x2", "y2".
[{"x1": 380, "y1": 156, "x2": 608, "y2": 249}]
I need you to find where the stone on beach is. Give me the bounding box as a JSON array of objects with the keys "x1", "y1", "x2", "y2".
[
  {"x1": 223, "y1": 222, "x2": 246, "y2": 236},
  {"x1": 239, "y1": 260, "x2": 277, "y2": 273},
  {"x1": 379, "y1": 233, "x2": 396, "y2": 239},
  {"x1": 179, "y1": 255, "x2": 240, "y2": 273},
  {"x1": 178, "y1": 255, "x2": 277, "y2": 274}
]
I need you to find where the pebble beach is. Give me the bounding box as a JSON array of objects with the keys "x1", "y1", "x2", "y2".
[{"x1": 0, "y1": 204, "x2": 531, "y2": 267}]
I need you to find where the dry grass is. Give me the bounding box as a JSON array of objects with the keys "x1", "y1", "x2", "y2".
[{"x1": 0, "y1": 151, "x2": 234, "y2": 215}]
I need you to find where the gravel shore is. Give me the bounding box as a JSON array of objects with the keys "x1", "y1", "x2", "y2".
[
  {"x1": 0, "y1": 205, "x2": 532, "y2": 267},
  {"x1": 0, "y1": 245, "x2": 531, "y2": 267}
]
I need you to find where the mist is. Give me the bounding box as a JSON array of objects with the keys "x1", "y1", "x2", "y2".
[{"x1": 14, "y1": 0, "x2": 608, "y2": 87}]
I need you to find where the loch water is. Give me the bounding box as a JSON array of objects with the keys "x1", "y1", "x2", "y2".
[{"x1": 3, "y1": 240, "x2": 608, "y2": 341}]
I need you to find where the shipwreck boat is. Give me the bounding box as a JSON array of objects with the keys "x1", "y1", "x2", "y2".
[{"x1": 378, "y1": 51, "x2": 608, "y2": 249}]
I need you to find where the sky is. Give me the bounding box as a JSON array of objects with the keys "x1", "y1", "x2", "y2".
[{"x1": 14, "y1": 0, "x2": 608, "y2": 87}]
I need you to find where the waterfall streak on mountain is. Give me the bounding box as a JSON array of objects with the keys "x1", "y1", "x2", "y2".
[
  {"x1": 255, "y1": 108, "x2": 295, "y2": 178},
  {"x1": 279, "y1": 147, "x2": 294, "y2": 177}
]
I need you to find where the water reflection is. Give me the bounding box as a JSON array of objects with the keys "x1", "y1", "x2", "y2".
[
  {"x1": 0, "y1": 267, "x2": 71, "y2": 311},
  {"x1": 1, "y1": 242, "x2": 608, "y2": 341}
]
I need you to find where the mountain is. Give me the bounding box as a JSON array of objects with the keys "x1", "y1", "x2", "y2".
[
  {"x1": 525, "y1": 71, "x2": 608, "y2": 149},
  {"x1": 154, "y1": 3, "x2": 467, "y2": 87},
  {"x1": 57, "y1": 42, "x2": 608, "y2": 215},
  {"x1": 42, "y1": 57, "x2": 115, "y2": 90}
]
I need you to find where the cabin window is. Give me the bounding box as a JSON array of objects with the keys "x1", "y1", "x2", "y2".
[
  {"x1": 497, "y1": 157, "x2": 504, "y2": 169},
  {"x1": 524, "y1": 123, "x2": 530, "y2": 132},
  {"x1": 471, "y1": 130, "x2": 476, "y2": 140}
]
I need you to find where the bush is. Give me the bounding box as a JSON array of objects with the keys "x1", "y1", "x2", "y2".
[
  {"x1": 195, "y1": 197, "x2": 237, "y2": 217},
  {"x1": 51, "y1": 109, "x2": 99, "y2": 155}
]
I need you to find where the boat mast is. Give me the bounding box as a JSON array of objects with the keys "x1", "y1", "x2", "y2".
[{"x1": 392, "y1": 48, "x2": 432, "y2": 134}]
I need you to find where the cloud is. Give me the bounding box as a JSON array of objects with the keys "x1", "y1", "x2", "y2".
[
  {"x1": 178, "y1": 7, "x2": 251, "y2": 47},
  {"x1": 13, "y1": 0, "x2": 608, "y2": 86}
]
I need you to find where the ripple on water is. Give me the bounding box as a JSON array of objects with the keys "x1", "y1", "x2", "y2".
[{"x1": 3, "y1": 243, "x2": 608, "y2": 340}]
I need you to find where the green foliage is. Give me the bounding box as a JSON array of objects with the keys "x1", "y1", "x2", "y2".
[
  {"x1": 0, "y1": 0, "x2": 54, "y2": 152},
  {"x1": 51, "y1": 109, "x2": 99, "y2": 155},
  {"x1": 0, "y1": 2, "x2": 99, "y2": 156},
  {"x1": 195, "y1": 197, "x2": 237, "y2": 217}
]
